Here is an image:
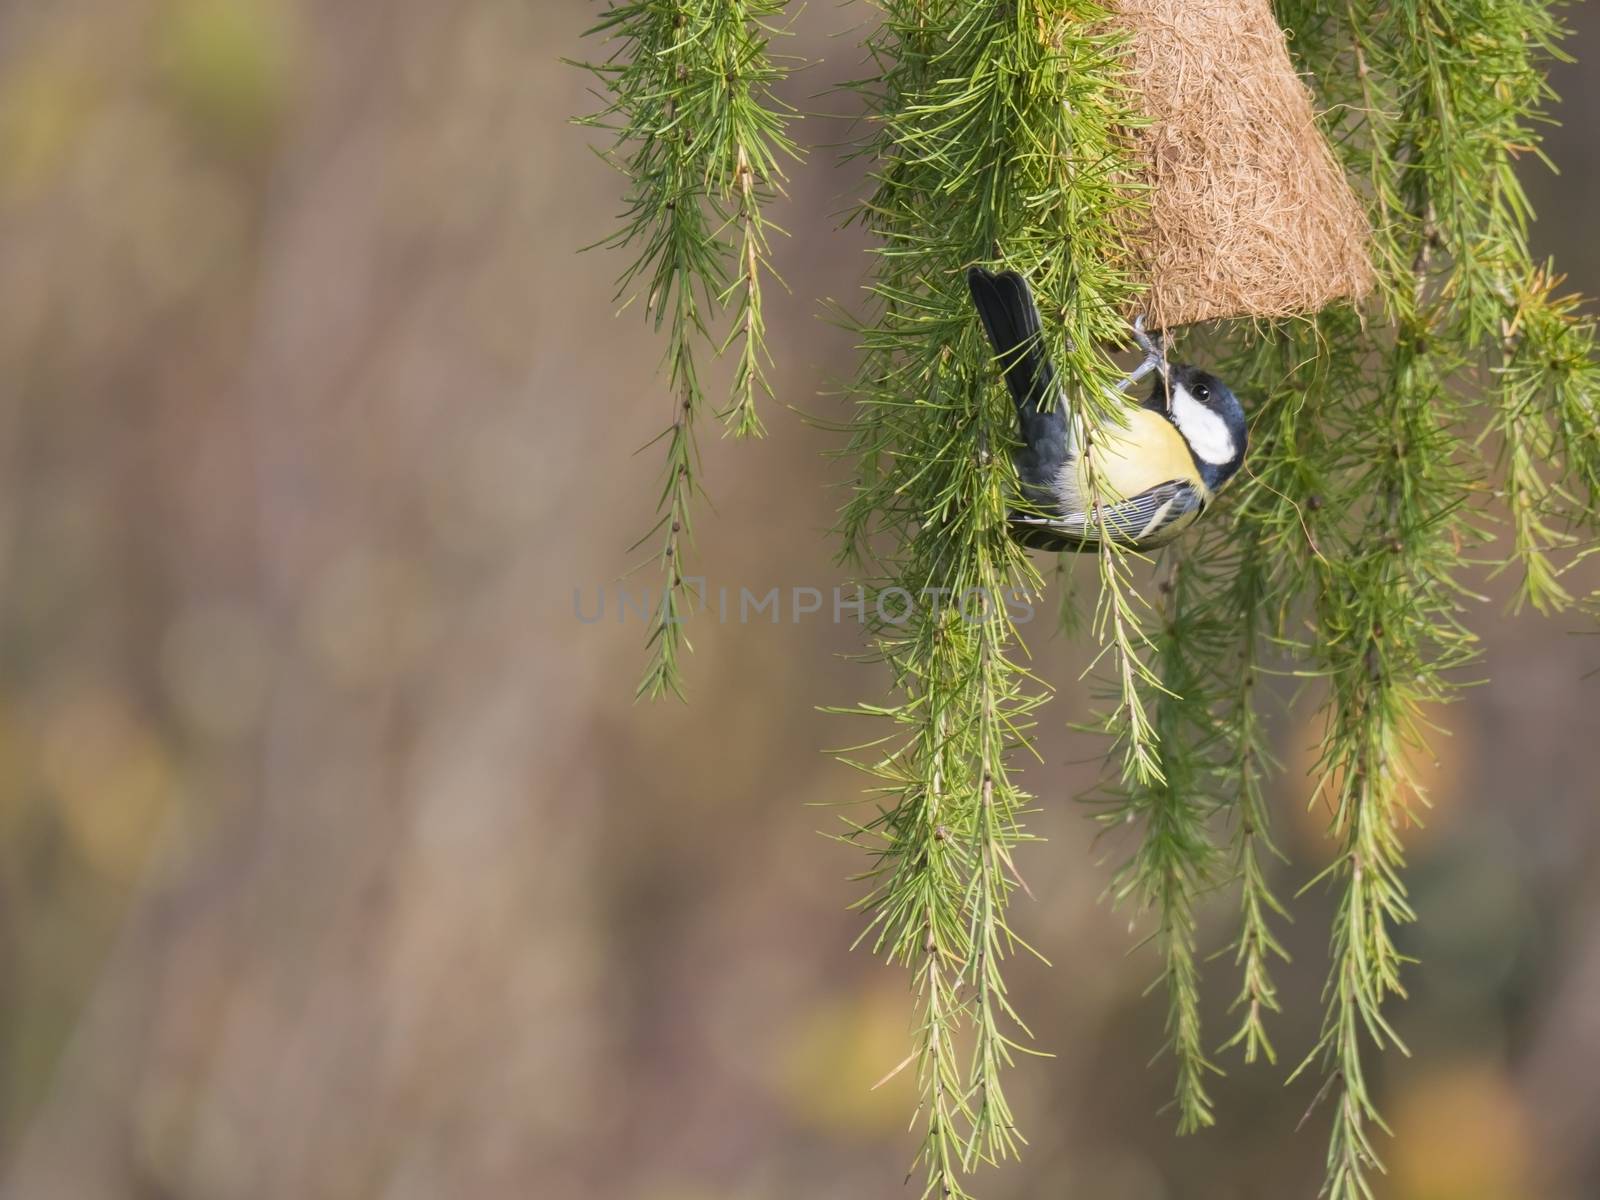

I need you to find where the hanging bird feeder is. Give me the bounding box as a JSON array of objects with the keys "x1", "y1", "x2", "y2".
[{"x1": 1113, "y1": 0, "x2": 1374, "y2": 329}]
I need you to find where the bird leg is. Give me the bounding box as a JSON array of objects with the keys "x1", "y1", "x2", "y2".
[
  {"x1": 1131, "y1": 313, "x2": 1164, "y2": 358},
  {"x1": 1115, "y1": 314, "x2": 1168, "y2": 393}
]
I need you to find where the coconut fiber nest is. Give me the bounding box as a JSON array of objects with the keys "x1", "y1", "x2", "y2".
[{"x1": 1113, "y1": 0, "x2": 1374, "y2": 329}]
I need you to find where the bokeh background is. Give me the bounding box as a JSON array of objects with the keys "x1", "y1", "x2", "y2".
[{"x1": 0, "y1": 2, "x2": 1596, "y2": 1198}]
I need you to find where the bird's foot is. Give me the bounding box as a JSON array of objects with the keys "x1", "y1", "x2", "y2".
[{"x1": 1116, "y1": 314, "x2": 1168, "y2": 393}]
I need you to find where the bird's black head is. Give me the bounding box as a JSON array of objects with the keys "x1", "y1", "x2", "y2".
[{"x1": 1149, "y1": 365, "x2": 1248, "y2": 491}]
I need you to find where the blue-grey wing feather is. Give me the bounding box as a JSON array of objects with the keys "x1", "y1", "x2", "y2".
[{"x1": 1011, "y1": 480, "x2": 1205, "y2": 551}]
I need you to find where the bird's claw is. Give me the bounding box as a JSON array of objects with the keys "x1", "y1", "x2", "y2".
[
  {"x1": 1132, "y1": 314, "x2": 1164, "y2": 359},
  {"x1": 1116, "y1": 314, "x2": 1168, "y2": 393}
]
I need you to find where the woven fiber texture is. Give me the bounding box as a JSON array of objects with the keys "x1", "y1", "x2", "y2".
[{"x1": 1115, "y1": 0, "x2": 1374, "y2": 328}]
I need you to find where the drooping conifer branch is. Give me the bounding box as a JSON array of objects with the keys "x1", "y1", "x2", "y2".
[
  {"x1": 1188, "y1": 359, "x2": 1299, "y2": 1067},
  {"x1": 836, "y1": 2, "x2": 1147, "y2": 1193},
  {"x1": 577, "y1": 0, "x2": 797, "y2": 697},
  {"x1": 1266, "y1": 4, "x2": 1599, "y2": 1195},
  {"x1": 1096, "y1": 553, "x2": 1226, "y2": 1133}
]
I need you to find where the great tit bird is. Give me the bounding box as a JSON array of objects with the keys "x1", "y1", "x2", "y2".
[{"x1": 967, "y1": 267, "x2": 1247, "y2": 552}]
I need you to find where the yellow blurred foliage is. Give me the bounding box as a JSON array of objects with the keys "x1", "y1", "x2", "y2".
[
  {"x1": 40, "y1": 687, "x2": 179, "y2": 883},
  {"x1": 773, "y1": 976, "x2": 920, "y2": 1137},
  {"x1": 1389, "y1": 1062, "x2": 1533, "y2": 1200},
  {"x1": 0, "y1": 27, "x2": 101, "y2": 198},
  {"x1": 157, "y1": 0, "x2": 295, "y2": 151}
]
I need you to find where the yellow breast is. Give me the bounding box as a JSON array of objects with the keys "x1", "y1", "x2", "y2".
[{"x1": 1073, "y1": 407, "x2": 1199, "y2": 502}]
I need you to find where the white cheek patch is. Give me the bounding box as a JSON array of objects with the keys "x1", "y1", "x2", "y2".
[{"x1": 1170, "y1": 385, "x2": 1235, "y2": 466}]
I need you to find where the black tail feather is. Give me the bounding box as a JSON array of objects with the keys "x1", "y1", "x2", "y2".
[{"x1": 966, "y1": 267, "x2": 1067, "y2": 500}]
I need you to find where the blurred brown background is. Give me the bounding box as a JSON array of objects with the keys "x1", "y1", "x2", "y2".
[{"x1": 0, "y1": 3, "x2": 1596, "y2": 1198}]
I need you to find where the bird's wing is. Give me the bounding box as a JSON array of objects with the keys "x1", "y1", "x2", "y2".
[{"x1": 1011, "y1": 479, "x2": 1205, "y2": 551}]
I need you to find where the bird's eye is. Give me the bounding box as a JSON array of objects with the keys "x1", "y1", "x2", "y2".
[{"x1": 1192, "y1": 384, "x2": 1210, "y2": 402}]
